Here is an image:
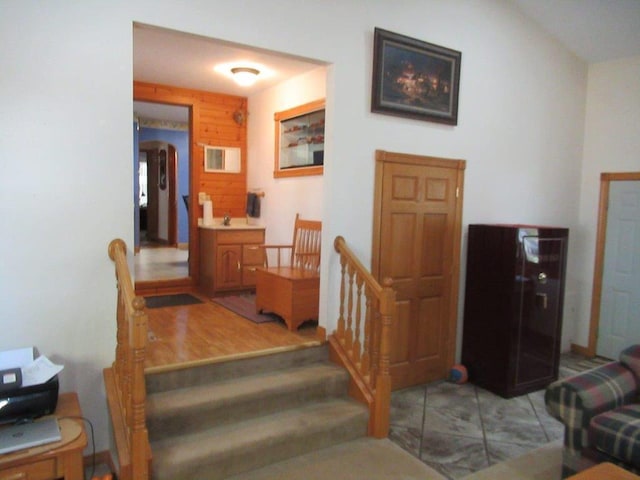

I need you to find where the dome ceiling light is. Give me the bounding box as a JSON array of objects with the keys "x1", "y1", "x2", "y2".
[{"x1": 231, "y1": 67, "x2": 260, "y2": 87}]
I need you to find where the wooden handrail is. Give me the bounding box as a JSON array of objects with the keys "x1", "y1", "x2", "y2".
[
  {"x1": 329, "y1": 235, "x2": 395, "y2": 438},
  {"x1": 104, "y1": 239, "x2": 150, "y2": 480}
]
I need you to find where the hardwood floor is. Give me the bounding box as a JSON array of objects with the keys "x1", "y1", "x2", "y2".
[
  {"x1": 144, "y1": 292, "x2": 321, "y2": 373},
  {"x1": 134, "y1": 246, "x2": 188, "y2": 282}
]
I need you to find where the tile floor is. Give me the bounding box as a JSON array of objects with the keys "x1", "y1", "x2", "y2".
[{"x1": 388, "y1": 353, "x2": 610, "y2": 479}]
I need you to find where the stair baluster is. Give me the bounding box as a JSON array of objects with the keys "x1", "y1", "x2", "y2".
[{"x1": 329, "y1": 235, "x2": 395, "y2": 438}]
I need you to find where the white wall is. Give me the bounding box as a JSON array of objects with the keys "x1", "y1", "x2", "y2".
[
  {"x1": 572, "y1": 55, "x2": 640, "y2": 347},
  {"x1": 1, "y1": 0, "x2": 591, "y2": 455},
  {"x1": 247, "y1": 67, "x2": 326, "y2": 245}
]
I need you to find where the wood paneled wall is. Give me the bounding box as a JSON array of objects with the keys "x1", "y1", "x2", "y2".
[
  {"x1": 134, "y1": 81, "x2": 248, "y2": 283},
  {"x1": 134, "y1": 81, "x2": 248, "y2": 218}
]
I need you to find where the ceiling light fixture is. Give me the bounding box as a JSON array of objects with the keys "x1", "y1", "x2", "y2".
[{"x1": 231, "y1": 67, "x2": 260, "y2": 87}]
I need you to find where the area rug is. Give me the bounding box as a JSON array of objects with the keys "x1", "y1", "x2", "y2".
[
  {"x1": 212, "y1": 293, "x2": 281, "y2": 324},
  {"x1": 144, "y1": 293, "x2": 203, "y2": 309}
]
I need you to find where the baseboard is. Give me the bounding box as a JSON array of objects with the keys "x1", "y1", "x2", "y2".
[
  {"x1": 84, "y1": 450, "x2": 115, "y2": 477},
  {"x1": 135, "y1": 277, "x2": 195, "y2": 296},
  {"x1": 178, "y1": 242, "x2": 189, "y2": 250},
  {"x1": 316, "y1": 325, "x2": 327, "y2": 341},
  {"x1": 571, "y1": 343, "x2": 592, "y2": 357}
]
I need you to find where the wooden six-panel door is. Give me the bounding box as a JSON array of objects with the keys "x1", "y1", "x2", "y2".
[{"x1": 372, "y1": 150, "x2": 465, "y2": 390}]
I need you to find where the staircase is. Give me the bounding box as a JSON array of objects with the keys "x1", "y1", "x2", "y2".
[{"x1": 145, "y1": 345, "x2": 369, "y2": 480}]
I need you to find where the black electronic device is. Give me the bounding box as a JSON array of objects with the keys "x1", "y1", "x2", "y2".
[
  {"x1": 0, "y1": 375, "x2": 59, "y2": 425},
  {"x1": 0, "y1": 368, "x2": 22, "y2": 392}
]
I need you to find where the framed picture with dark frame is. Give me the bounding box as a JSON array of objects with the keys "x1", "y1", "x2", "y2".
[{"x1": 371, "y1": 28, "x2": 461, "y2": 125}]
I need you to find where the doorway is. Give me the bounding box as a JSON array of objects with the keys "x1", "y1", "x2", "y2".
[
  {"x1": 134, "y1": 102, "x2": 191, "y2": 285},
  {"x1": 587, "y1": 172, "x2": 640, "y2": 359},
  {"x1": 132, "y1": 23, "x2": 327, "y2": 295},
  {"x1": 371, "y1": 150, "x2": 465, "y2": 390}
]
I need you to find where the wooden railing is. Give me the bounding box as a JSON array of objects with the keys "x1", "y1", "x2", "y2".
[
  {"x1": 328, "y1": 236, "x2": 395, "y2": 438},
  {"x1": 104, "y1": 239, "x2": 150, "y2": 480}
]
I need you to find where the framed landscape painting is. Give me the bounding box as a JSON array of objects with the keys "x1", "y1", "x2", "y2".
[{"x1": 371, "y1": 28, "x2": 461, "y2": 125}]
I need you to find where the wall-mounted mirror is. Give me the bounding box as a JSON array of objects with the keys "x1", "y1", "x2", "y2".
[{"x1": 204, "y1": 145, "x2": 241, "y2": 173}]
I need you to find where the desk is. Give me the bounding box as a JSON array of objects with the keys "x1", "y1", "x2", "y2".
[
  {"x1": 568, "y1": 462, "x2": 640, "y2": 479},
  {"x1": 0, "y1": 392, "x2": 87, "y2": 480}
]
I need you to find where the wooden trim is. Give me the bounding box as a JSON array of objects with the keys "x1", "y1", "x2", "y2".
[
  {"x1": 107, "y1": 239, "x2": 151, "y2": 480},
  {"x1": 273, "y1": 99, "x2": 325, "y2": 178},
  {"x1": 570, "y1": 343, "x2": 591, "y2": 357},
  {"x1": 189, "y1": 101, "x2": 199, "y2": 283},
  {"x1": 332, "y1": 235, "x2": 395, "y2": 438},
  {"x1": 448, "y1": 162, "x2": 466, "y2": 369},
  {"x1": 371, "y1": 154, "x2": 384, "y2": 281},
  {"x1": 103, "y1": 367, "x2": 131, "y2": 479},
  {"x1": 168, "y1": 144, "x2": 178, "y2": 247},
  {"x1": 585, "y1": 172, "x2": 640, "y2": 356},
  {"x1": 375, "y1": 149, "x2": 466, "y2": 170},
  {"x1": 316, "y1": 325, "x2": 327, "y2": 342},
  {"x1": 328, "y1": 336, "x2": 374, "y2": 406},
  {"x1": 133, "y1": 81, "x2": 249, "y2": 291},
  {"x1": 134, "y1": 277, "x2": 195, "y2": 297}
]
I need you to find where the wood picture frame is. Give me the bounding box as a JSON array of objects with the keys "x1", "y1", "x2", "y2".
[
  {"x1": 274, "y1": 99, "x2": 325, "y2": 178},
  {"x1": 371, "y1": 28, "x2": 461, "y2": 125}
]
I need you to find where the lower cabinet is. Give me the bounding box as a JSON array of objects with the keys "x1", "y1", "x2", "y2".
[{"x1": 199, "y1": 227, "x2": 265, "y2": 295}]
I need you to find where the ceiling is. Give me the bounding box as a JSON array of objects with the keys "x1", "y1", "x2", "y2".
[
  {"x1": 133, "y1": 2, "x2": 640, "y2": 122},
  {"x1": 510, "y1": 0, "x2": 640, "y2": 63},
  {"x1": 133, "y1": 24, "x2": 325, "y2": 122}
]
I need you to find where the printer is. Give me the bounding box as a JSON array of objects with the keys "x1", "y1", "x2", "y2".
[
  {"x1": 0, "y1": 348, "x2": 61, "y2": 425},
  {"x1": 0, "y1": 375, "x2": 59, "y2": 425}
]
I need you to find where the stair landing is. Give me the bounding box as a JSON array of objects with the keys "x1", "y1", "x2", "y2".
[{"x1": 144, "y1": 291, "x2": 320, "y2": 372}]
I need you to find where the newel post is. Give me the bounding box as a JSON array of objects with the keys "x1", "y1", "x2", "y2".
[
  {"x1": 131, "y1": 296, "x2": 149, "y2": 479},
  {"x1": 372, "y1": 277, "x2": 395, "y2": 438}
]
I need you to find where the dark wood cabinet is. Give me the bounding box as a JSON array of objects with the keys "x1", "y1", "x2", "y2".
[{"x1": 461, "y1": 224, "x2": 569, "y2": 398}]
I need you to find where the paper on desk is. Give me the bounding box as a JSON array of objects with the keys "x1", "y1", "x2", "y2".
[{"x1": 21, "y1": 355, "x2": 64, "y2": 387}]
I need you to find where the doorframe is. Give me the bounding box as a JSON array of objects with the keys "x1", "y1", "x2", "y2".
[
  {"x1": 133, "y1": 93, "x2": 196, "y2": 294},
  {"x1": 579, "y1": 171, "x2": 640, "y2": 357},
  {"x1": 139, "y1": 143, "x2": 178, "y2": 247},
  {"x1": 167, "y1": 144, "x2": 178, "y2": 246}
]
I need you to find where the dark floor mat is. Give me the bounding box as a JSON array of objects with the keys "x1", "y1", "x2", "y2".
[{"x1": 144, "y1": 293, "x2": 203, "y2": 309}]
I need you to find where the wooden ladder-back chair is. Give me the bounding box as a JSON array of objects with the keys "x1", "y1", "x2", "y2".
[{"x1": 256, "y1": 214, "x2": 321, "y2": 331}]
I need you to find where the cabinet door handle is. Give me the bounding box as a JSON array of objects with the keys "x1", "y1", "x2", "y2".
[
  {"x1": 248, "y1": 246, "x2": 259, "y2": 250},
  {"x1": 247, "y1": 267, "x2": 257, "y2": 272},
  {"x1": 237, "y1": 260, "x2": 241, "y2": 271}
]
